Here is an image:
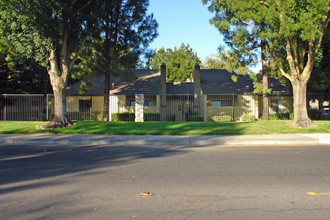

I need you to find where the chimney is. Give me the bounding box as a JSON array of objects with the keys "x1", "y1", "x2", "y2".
[
  {"x1": 193, "y1": 63, "x2": 201, "y2": 113},
  {"x1": 160, "y1": 63, "x2": 166, "y2": 95},
  {"x1": 160, "y1": 63, "x2": 167, "y2": 121}
]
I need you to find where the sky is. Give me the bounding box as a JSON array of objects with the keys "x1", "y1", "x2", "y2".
[{"x1": 147, "y1": 0, "x2": 225, "y2": 62}]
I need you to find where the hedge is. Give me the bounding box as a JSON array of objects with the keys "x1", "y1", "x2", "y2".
[
  {"x1": 269, "y1": 113, "x2": 294, "y2": 120},
  {"x1": 111, "y1": 113, "x2": 135, "y2": 121},
  {"x1": 208, "y1": 115, "x2": 232, "y2": 122}
]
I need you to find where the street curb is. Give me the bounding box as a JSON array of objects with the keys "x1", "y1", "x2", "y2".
[{"x1": 1, "y1": 134, "x2": 329, "y2": 146}]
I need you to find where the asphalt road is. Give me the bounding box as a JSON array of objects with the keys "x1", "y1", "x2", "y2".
[{"x1": 1, "y1": 143, "x2": 330, "y2": 220}]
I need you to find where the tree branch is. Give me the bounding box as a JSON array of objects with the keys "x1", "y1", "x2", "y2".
[
  {"x1": 278, "y1": 65, "x2": 292, "y2": 81},
  {"x1": 301, "y1": 40, "x2": 315, "y2": 81},
  {"x1": 292, "y1": 38, "x2": 300, "y2": 75},
  {"x1": 60, "y1": 29, "x2": 69, "y2": 74},
  {"x1": 258, "y1": 1, "x2": 270, "y2": 7},
  {"x1": 240, "y1": 20, "x2": 258, "y2": 32},
  {"x1": 315, "y1": 15, "x2": 330, "y2": 54},
  {"x1": 75, "y1": 0, "x2": 94, "y2": 13},
  {"x1": 47, "y1": 48, "x2": 59, "y2": 77},
  {"x1": 286, "y1": 37, "x2": 299, "y2": 80}
]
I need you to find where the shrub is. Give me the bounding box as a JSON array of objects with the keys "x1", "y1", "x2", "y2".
[
  {"x1": 144, "y1": 113, "x2": 160, "y2": 121},
  {"x1": 269, "y1": 113, "x2": 294, "y2": 120},
  {"x1": 111, "y1": 112, "x2": 135, "y2": 121},
  {"x1": 188, "y1": 115, "x2": 203, "y2": 121},
  {"x1": 242, "y1": 114, "x2": 256, "y2": 122},
  {"x1": 166, "y1": 114, "x2": 176, "y2": 121},
  {"x1": 208, "y1": 115, "x2": 232, "y2": 122},
  {"x1": 96, "y1": 112, "x2": 104, "y2": 121}
]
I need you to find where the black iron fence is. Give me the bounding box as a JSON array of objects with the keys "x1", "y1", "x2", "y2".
[
  {"x1": 0, "y1": 93, "x2": 329, "y2": 121},
  {"x1": 0, "y1": 94, "x2": 47, "y2": 121}
]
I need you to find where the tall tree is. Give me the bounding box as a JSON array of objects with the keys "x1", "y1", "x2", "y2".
[
  {"x1": 203, "y1": 0, "x2": 330, "y2": 128},
  {"x1": 202, "y1": 0, "x2": 272, "y2": 120},
  {"x1": 0, "y1": 0, "x2": 100, "y2": 126},
  {"x1": 99, "y1": 0, "x2": 158, "y2": 120},
  {"x1": 147, "y1": 43, "x2": 200, "y2": 82},
  {"x1": 203, "y1": 50, "x2": 252, "y2": 75}
]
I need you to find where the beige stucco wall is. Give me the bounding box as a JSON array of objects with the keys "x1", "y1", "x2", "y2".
[
  {"x1": 270, "y1": 95, "x2": 293, "y2": 113},
  {"x1": 204, "y1": 94, "x2": 260, "y2": 121},
  {"x1": 110, "y1": 95, "x2": 159, "y2": 119},
  {"x1": 259, "y1": 95, "x2": 293, "y2": 115},
  {"x1": 66, "y1": 96, "x2": 103, "y2": 112}
]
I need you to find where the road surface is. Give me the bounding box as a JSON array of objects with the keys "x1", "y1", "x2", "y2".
[{"x1": 1, "y1": 143, "x2": 330, "y2": 219}]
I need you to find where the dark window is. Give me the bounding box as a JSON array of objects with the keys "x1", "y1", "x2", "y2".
[{"x1": 79, "y1": 100, "x2": 91, "y2": 112}]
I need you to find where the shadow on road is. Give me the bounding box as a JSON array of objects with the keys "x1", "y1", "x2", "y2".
[{"x1": 0, "y1": 144, "x2": 183, "y2": 190}]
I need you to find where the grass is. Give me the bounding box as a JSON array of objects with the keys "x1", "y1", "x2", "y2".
[{"x1": 0, "y1": 120, "x2": 329, "y2": 135}]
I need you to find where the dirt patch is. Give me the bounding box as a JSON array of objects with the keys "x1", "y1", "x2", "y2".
[{"x1": 36, "y1": 120, "x2": 75, "y2": 130}]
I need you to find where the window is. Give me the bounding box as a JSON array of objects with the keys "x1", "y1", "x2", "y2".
[
  {"x1": 210, "y1": 100, "x2": 232, "y2": 107},
  {"x1": 270, "y1": 99, "x2": 284, "y2": 113},
  {"x1": 130, "y1": 100, "x2": 135, "y2": 106},
  {"x1": 144, "y1": 100, "x2": 151, "y2": 106},
  {"x1": 79, "y1": 100, "x2": 91, "y2": 112}
]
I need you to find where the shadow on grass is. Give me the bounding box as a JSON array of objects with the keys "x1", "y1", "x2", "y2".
[
  {"x1": 1, "y1": 120, "x2": 329, "y2": 135},
  {"x1": 75, "y1": 121, "x2": 248, "y2": 135}
]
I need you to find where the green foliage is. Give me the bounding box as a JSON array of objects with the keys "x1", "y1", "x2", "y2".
[
  {"x1": 242, "y1": 114, "x2": 256, "y2": 122},
  {"x1": 203, "y1": 0, "x2": 330, "y2": 125},
  {"x1": 111, "y1": 112, "x2": 174, "y2": 122},
  {"x1": 0, "y1": 38, "x2": 52, "y2": 94},
  {"x1": 97, "y1": 112, "x2": 104, "y2": 121},
  {"x1": 77, "y1": 81, "x2": 94, "y2": 95},
  {"x1": 249, "y1": 74, "x2": 272, "y2": 95},
  {"x1": 269, "y1": 113, "x2": 294, "y2": 120},
  {"x1": 202, "y1": 0, "x2": 264, "y2": 71},
  {"x1": 79, "y1": 0, "x2": 158, "y2": 78},
  {"x1": 186, "y1": 111, "x2": 203, "y2": 121},
  {"x1": 111, "y1": 113, "x2": 135, "y2": 122},
  {"x1": 208, "y1": 115, "x2": 232, "y2": 122},
  {"x1": 144, "y1": 113, "x2": 160, "y2": 121},
  {"x1": 309, "y1": 26, "x2": 330, "y2": 92},
  {"x1": 188, "y1": 115, "x2": 203, "y2": 122},
  {"x1": 147, "y1": 43, "x2": 200, "y2": 82},
  {"x1": 231, "y1": 75, "x2": 238, "y2": 83},
  {"x1": 203, "y1": 50, "x2": 252, "y2": 75}
]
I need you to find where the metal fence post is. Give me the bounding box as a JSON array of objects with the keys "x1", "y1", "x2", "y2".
[
  {"x1": 322, "y1": 93, "x2": 324, "y2": 120},
  {"x1": 90, "y1": 95, "x2": 92, "y2": 121},
  {"x1": 46, "y1": 94, "x2": 49, "y2": 121},
  {"x1": 232, "y1": 93, "x2": 235, "y2": 121},
  {"x1": 4, "y1": 94, "x2": 6, "y2": 121}
]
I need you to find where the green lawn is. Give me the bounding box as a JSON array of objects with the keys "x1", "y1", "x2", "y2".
[{"x1": 0, "y1": 120, "x2": 329, "y2": 135}]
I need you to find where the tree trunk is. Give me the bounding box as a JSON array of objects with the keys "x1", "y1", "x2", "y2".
[
  {"x1": 291, "y1": 80, "x2": 316, "y2": 128},
  {"x1": 261, "y1": 39, "x2": 269, "y2": 120},
  {"x1": 47, "y1": 49, "x2": 69, "y2": 123},
  {"x1": 52, "y1": 84, "x2": 67, "y2": 122},
  {"x1": 103, "y1": 72, "x2": 110, "y2": 121}
]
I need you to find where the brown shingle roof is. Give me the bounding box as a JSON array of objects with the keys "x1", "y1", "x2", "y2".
[{"x1": 66, "y1": 69, "x2": 291, "y2": 95}]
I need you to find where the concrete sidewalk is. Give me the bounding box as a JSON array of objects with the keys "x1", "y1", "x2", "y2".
[{"x1": 0, "y1": 133, "x2": 330, "y2": 146}]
